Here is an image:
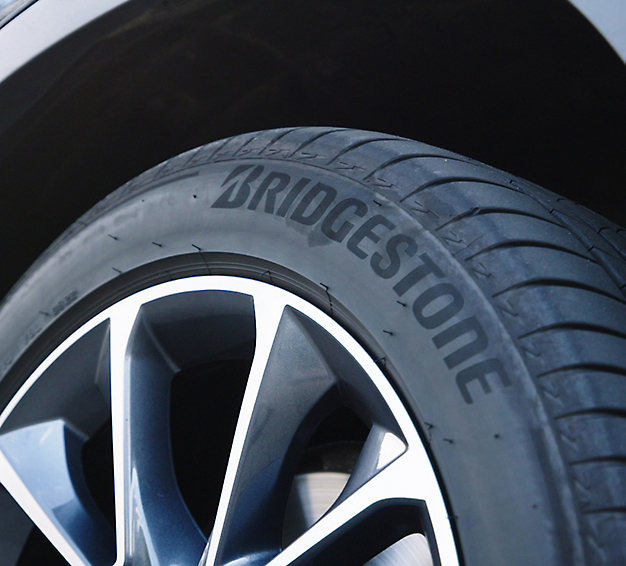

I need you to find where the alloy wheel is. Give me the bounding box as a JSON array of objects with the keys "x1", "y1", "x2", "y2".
[{"x1": 0, "y1": 276, "x2": 459, "y2": 566}]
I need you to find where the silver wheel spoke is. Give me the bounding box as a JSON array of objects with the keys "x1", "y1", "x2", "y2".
[
  {"x1": 202, "y1": 292, "x2": 344, "y2": 566},
  {"x1": 0, "y1": 321, "x2": 115, "y2": 566},
  {"x1": 334, "y1": 424, "x2": 407, "y2": 506},
  {"x1": 200, "y1": 291, "x2": 286, "y2": 566},
  {"x1": 0, "y1": 421, "x2": 114, "y2": 566},
  {"x1": 110, "y1": 303, "x2": 205, "y2": 566},
  {"x1": 267, "y1": 450, "x2": 424, "y2": 566}
]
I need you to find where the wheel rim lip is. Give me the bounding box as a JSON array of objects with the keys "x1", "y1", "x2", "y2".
[{"x1": 0, "y1": 275, "x2": 460, "y2": 566}]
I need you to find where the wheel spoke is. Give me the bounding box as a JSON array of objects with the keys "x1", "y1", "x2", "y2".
[
  {"x1": 333, "y1": 424, "x2": 407, "y2": 506},
  {"x1": 202, "y1": 293, "x2": 342, "y2": 566},
  {"x1": 266, "y1": 450, "x2": 427, "y2": 566},
  {"x1": 0, "y1": 420, "x2": 115, "y2": 566},
  {"x1": 109, "y1": 303, "x2": 205, "y2": 566},
  {"x1": 0, "y1": 320, "x2": 116, "y2": 566}
]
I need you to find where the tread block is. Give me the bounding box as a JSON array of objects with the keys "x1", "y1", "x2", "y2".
[
  {"x1": 599, "y1": 228, "x2": 626, "y2": 260},
  {"x1": 557, "y1": 413, "x2": 626, "y2": 462},
  {"x1": 584, "y1": 513, "x2": 626, "y2": 565},
  {"x1": 522, "y1": 332, "x2": 626, "y2": 379},
  {"x1": 510, "y1": 286, "x2": 626, "y2": 336},
  {"x1": 448, "y1": 214, "x2": 593, "y2": 260},
  {"x1": 572, "y1": 461, "x2": 626, "y2": 513},
  {"x1": 419, "y1": 181, "x2": 554, "y2": 225},
  {"x1": 482, "y1": 249, "x2": 623, "y2": 301},
  {"x1": 592, "y1": 247, "x2": 626, "y2": 294},
  {"x1": 543, "y1": 372, "x2": 626, "y2": 415}
]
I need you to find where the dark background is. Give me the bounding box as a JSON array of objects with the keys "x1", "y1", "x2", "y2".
[{"x1": 0, "y1": 0, "x2": 625, "y2": 300}]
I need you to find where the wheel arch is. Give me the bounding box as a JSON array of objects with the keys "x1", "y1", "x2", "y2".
[{"x1": 0, "y1": 0, "x2": 625, "y2": 299}]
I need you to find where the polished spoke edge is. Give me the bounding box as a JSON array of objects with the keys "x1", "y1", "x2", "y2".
[{"x1": 200, "y1": 288, "x2": 288, "y2": 566}]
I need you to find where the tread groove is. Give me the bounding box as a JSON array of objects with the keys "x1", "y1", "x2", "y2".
[
  {"x1": 363, "y1": 153, "x2": 468, "y2": 181},
  {"x1": 326, "y1": 136, "x2": 403, "y2": 164},
  {"x1": 519, "y1": 323, "x2": 626, "y2": 342},
  {"x1": 581, "y1": 507, "x2": 626, "y2": 515},
  {"x1": 556, "y1": 408, "x2": 626, "y2": 420},
  {"x1": 435, "y1": 207, "x2": 564, "y2": 232},
  {"x1": 538, "y1": 364, "x2": 626, "y2": 379},
  {"x1": 513, "y1": 189, "x2": 626, "y2": 299},
  {"x1": 399, "y1": 177, "x2": 522, "y2": 203},
  {"x1": 208, "y1": 136, "x2": 234, "y2": 161},
  {"x1": 554, "y1": 207, "x2": 606, "y2": 235},
  {"x1": 289, "y1": 128, "x2": 349, "y2": 156},
  {"x1": 233, "y1": 135, "x2": 256, "y2": 156},
  {"x1": 267, "y1": 127, "x2": 301, "y2": 146},
  {"x1": 570, "y1": 456, "x2": 626, "y2": 466},
  {"x1": 465, "y1": 240, "x2": 596, "y2": 263},
  {"x1": 492, "y1": 279, "x2": 626, "y2": 306}
]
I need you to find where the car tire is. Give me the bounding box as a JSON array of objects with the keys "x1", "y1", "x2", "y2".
[{"x1": 0, "y1": 127, "x2": 625, "y2": 566}]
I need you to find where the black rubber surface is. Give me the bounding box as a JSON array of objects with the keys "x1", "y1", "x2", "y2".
[{"x1": 1, "y1": 127, "x2": 626, "y2": 565}]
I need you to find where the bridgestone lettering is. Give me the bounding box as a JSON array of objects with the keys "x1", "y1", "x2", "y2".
[
  {"x1": 291, "y1": 183, "x2": 337, "y2": 225},
  {"x1": 321, "y1": 198, "x2": 368, "y2": 243},
  {"x1": 214, "y1": 165, "x2": 513, "y2": 403}
]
